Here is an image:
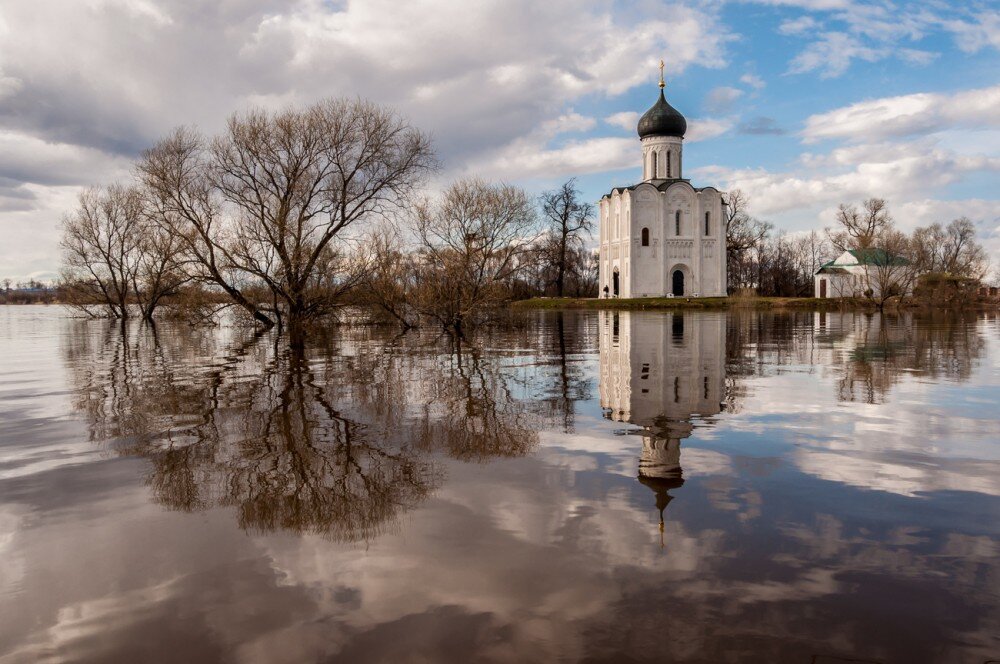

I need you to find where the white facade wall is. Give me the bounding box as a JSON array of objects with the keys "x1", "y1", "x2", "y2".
[
  {"x1": 599, "y1": 183, "x2": 727, "y2": 298},
  {"x1": 597, "y1": 114, "x2": 727, "y2": 299}
]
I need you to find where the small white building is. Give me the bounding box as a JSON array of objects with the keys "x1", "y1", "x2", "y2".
[
  {"x1": 814, "y1": 249, "x2": 912, "y2": 299},
  {"x1": 598, "y1": 71, "x2": 728, "y2": 299}
]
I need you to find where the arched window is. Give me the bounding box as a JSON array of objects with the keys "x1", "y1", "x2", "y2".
[
  {"x1": 704, "y1": 211, "x2": 711, "y2": 236},
  {"x1": 666, "y1": 151, "x2": 671, "y2": 178},
  {"x1": 675, "y1": 210, "x2": 681, "y2": 236},
  {"x1": 641, "y1": 227, "x2": 649, "y2": 246},
  {"x1": 650, "y1": 151, "x2": 657, "y2": 179}
]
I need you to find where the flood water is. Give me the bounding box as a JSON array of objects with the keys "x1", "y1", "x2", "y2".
[{"x1": 1, "y1": 305, "x2": 999, "y2": 663}]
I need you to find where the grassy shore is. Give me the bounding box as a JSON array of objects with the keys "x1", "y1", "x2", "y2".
[{"x1": 511, "y1": 296, "x2": 867, "y2": 311}]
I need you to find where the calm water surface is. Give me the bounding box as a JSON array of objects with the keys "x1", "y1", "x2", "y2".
[{"x1": 1, "y1": 305, "x2": 999, "y2": 663}]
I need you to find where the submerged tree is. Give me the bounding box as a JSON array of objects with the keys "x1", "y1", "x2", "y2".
[
  {"x1": 61, "y1": 184, "x2": 186, "y2": 320},
  {"x1": 412, "y1": 178, "x2": 537, "y2": 334},
  {"x1": 138, "y1": 98, "x2": 436, "y2": 333},
  {"x1": 61, "y1": 185, "x2": 143, "y2": 319}
]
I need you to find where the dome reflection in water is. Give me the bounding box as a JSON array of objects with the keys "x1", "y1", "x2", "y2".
[{"x1": 600, "y1": 311, "x2": 725, "y2": 544}]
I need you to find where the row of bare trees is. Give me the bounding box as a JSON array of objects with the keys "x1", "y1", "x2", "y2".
[
  {"x1": 62, "y1": 99, "x2": 437, "y2": 332},
  {"x1": 725, "y1": 192, "x2": 991, "y2": 304},
  {"x1": 363, "y1": 178, "x2": 597, "y2": 332},
  {"x1": 725, "y1": 190, "x2": 833, "y2": 296},
  {"x1": 60, "y1": 97, "x2": 596, "y2": 335}
]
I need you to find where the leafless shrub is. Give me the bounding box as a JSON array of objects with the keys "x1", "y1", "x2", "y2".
[{"x1": 410, "y1": 178, "x2": 538, "y2": 334}]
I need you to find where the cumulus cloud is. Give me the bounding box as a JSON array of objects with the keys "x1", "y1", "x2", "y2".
[
  {"x1": 739, "y1": 73, "x2": 766, "y2": 90},
  {"x1": 802, "y1": 84, "x2": 1000, "y2": 143},
  {"x1": 697, "y1": 141, "x2": 1000, "y2": 217},
  {"x1": 687, "y1": 117, "x2": 736, "y2": 142}
]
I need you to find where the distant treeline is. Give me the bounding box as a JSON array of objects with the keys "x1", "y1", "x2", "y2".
[
  {"x1": 0, "y1": 280, "x2": 60, "y2": 304},
  {"x1": 724, "y1": 193, "x2": 993, "y2": 304}
]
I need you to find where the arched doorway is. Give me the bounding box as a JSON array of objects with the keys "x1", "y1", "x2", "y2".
[
  {"x1": 612, "y1": 268, "x2": 620, "y2": 297},
  {"x1": 671, "y1": 269, "x2": 684, "y2": 296}
]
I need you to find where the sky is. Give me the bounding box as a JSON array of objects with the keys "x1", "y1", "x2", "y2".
[{"x1": 0, "y1": 0, "x2": 998, "y2": 283}]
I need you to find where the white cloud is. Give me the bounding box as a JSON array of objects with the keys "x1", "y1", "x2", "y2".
[
  {"x1": 604, "y1": 111, "x2": 640, "y2": 131},
  {"x1": 739, "y1": 73, "x2": 766, "y2": 90},
  {"x1": 704, "y1": 86, "x2": 744, "y2": 113},
  {"x1": 942, "y1": 11, "x2": 1000, "y2": 53},
  {"x1": 699, "y1": 141, "x2": 1000, "y2": 217},
  {"x1": 687, "y1": 117, "x2": 736, "y2": 142},
  {"x1": 469, "y1": 136, "x2": 636, "y2": 181},
  {"x1": 788, "y1": 31, "x2": 884, "y2": 78},
  {"x1": 778, "y1": 16, "x2": 820, "y2": 35},
  {"x1": 802, "y1": 85, "x2": 1000, "y2": 143}
]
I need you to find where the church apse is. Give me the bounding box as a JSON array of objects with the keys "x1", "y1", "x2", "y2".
[{"x1": 598, "y1": 311, "x2": 726, "y2": 543}]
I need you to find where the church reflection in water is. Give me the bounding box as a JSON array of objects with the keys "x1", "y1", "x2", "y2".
[{"x1": 598, "y1": 311, "x2": 725, "y2": 542}]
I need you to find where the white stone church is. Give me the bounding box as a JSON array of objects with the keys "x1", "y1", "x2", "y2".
[{"x1": 598, "y1": 72, "x2": 727, "y2": 298}]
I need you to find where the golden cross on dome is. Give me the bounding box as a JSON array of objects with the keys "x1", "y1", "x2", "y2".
[{"x1": 658, "y1": 59, "x2": 665, "y2": 89}]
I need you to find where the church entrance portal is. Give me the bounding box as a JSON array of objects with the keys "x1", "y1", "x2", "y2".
[
  {"x1": 671, "y1": 270, "x2": 684, "y2": 296},
  {"x1": 613, "y1": 269, "x2": 620, "y2": 297}
]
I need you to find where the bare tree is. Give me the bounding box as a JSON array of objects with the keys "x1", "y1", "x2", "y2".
[
  {"x1": 139, "y1": 99, "x2": 436, "y2": 335},
  {"x1": 134, "y1": 213, "x2": 189, "y2": 320},
  {"x1": 413, "y1": 179, "x2": 537, "y2": 334},
  {"x1": 724, "y1": 189, "x2": 772, "y2": 292},
  {"x1": 61, "y1": 185, "x2": 145, "y2": 319},
  {"x1": 828, "y1": 198, "x2": 892, "y2": 252},
  {"x1": 857, "y1": 230, "x2": 918, "y2": 309},
  {"x1": 538, "y1": 178, "x2": 594, "y2": 297},
  {"x1": 361, "y1": 225, "x2": 420, "y2": 328},
  {"x1": 937, "y1": 217, "x2": 988, "y2": 279},
  {"x1": 138, "y1": 127, "x2": 275, "y2": 327},
  {"x1": 911, "y1": 223, "x2": 947, "y2": 274}
]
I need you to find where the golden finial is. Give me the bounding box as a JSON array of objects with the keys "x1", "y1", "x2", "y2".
[{"x1": 658, "y1": 59, "x2": 665, "y2": 89}]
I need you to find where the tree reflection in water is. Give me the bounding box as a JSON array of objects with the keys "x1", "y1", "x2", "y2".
[
  {"x1": 64, "y1": 321, "x2": 539, "y2": 540},
  {"x1": 725, "y1": 310, "x2": 986, "y2": 406}
]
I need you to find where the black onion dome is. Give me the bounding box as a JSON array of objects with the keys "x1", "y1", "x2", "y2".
[{"x1": 637, "y1": 90, "x2": 687, "y2": 139}]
